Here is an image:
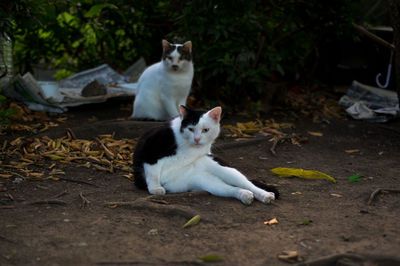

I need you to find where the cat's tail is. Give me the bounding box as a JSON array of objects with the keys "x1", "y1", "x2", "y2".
[{"x1": 251, "y1": 180, "x2": 280, "y2": 200}]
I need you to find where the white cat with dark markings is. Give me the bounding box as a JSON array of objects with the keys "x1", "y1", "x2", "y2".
[
  {"x1": 133, "y1": 105, "x2": 277, "y2": 205},
  {"x1": 131, "y1": 40, "x2": 194, "y2": 121}
]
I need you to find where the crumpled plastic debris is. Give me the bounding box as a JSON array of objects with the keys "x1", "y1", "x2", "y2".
[
  {"x1": 339, "y1": 80, "x2": 399, "y2": 122},
  {"x1": 270, "y1": 167, "x2": 336, "y2": 183},
  {"x1": 2, "y1": 58, "x2": 146, "y2": 113}
]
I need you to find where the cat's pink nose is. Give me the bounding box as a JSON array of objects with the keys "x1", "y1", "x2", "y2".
[{"x1": 194, "y1": 137, "x2": 200, "y2": 143}]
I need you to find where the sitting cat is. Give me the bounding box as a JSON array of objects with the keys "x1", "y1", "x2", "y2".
[
  {"x1": 131, "y1": 40, "x2": 194, "y2": 121},
  {"x1": 133, "y1": 105, "x2": 276, "y2": 205}
]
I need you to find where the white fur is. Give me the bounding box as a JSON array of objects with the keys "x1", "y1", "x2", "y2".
[
  {"x1": 143, "y1": 109, "x2": 275, "y2": 205},
  {"x1": 131, "y1": 45, "x2": 194, "y2": 120}
]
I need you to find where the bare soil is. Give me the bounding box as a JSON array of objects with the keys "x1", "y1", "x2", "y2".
[{"x1": 1, "y1": 98, "x2": 400, "y2": 266}]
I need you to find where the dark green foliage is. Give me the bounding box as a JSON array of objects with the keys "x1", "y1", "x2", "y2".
[
  {"x1": 169, "y1": 0, "x2": 356, "y2": 107},
  {"x1": 11, "y1": 0, "x2": 171, "y2": 75},
  {"x1": 0, "y1": 95, "x2": 16, "y2": 124},
  {"x1": 6, "y1": 0, "x2": 358, "y2": 108}
]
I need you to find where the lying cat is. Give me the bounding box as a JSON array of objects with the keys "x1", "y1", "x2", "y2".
[
  {"x1": 131, "y1": 40, "x2": 194, "y2": 121},
  {"x1": 133, "y1": 105, "x2": 276, "y2": 205}
]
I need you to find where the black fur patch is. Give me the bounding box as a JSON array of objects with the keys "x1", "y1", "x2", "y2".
[
  {"x1": 162, "y1": 44, "x2": 176, "y2": 60},
  {"x1": 177, "y1": 45, "x2": 192, "y2": 61},
  {"x1": 133, "y1": 123, "x2": 178, "y2": 190},
  {"x1": 251, "y1": 180, "x2": 280, "y2": 200},
  {"x1": 180, "y1": 107, "x2": 206, "y2": 132}
]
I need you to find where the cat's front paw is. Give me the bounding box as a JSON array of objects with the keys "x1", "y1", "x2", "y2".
[
  {"x1": 238, "y1": 189, "x2": 254, "y2": 205},
  {"x1": 149, "y1": 187, "x2": 166, "y2": 195},
  {"x1": 255, "y1": 191, "x2": 275, "y2": 204}
]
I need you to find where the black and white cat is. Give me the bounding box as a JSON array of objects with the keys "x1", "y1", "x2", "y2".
[
  {"x1": 133, "y1": 106, "x2": 276, "y2": 205},
  {"x1": 131, "y1": 40, "x2": 194, "y2": 121}
]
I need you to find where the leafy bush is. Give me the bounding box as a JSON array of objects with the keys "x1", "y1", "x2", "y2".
[
  {"x1": 13, "y1": 0, "x2": 169, "y2": 75},
  {"x1": 0, "y1": 95, "x2": 16, "y2": 124},
  {"x1": 169, "y1": 0, "x2": 356, "y2": 108},
  {"x1": 9, "y1": 0, "x2": 357, "y2": 108}
]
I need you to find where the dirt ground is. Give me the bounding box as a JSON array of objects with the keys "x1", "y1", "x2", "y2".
[{"x1": 1, "y1": 98, "x2": 400, "y2": 266}]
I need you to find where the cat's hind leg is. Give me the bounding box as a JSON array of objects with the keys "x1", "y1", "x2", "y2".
[
  {"x1": 206, "y1": 159, "x2": 275, "y2": 204},
  {"x1": 192, "y1": 174, "x2": 254, "y2": 205}
]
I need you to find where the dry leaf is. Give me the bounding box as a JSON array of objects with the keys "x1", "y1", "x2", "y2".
[
  {"x1": 277, "y1": 250, "x2": 303, "y2": 263},
  {"x1": 28, "y1": 172, "x2": 44, "y2": 178},
  {"x1": 183, "y1": 214, "x2": 201, "y2": 228},
  {"x1": 0, "y1": 174, "x2": 12, "y2": 179},
  {"x1": 49, "y1": 169, "x2": 65, "y2": 175},
  {"x1": 345, "y1": 149, "x2": 360, "y2": 153},
  {"x1": 123, "y1": 173, "x2": 134, "y2": 180},
  {"x1": 264, "y1": 218, "x2": 279, "y2": 225},
  {"x1": 307, "y1": 131, "x2": 323, "y2": 137},
  {"x1": 6, "y1": 193, "x2": 14, "y2": 200},
  {"x1": 200, "y1": 254, "x2": 223, "y2": 262},
  {"x1": 270, "y1": 167, "x2": 336, "y2": 183},
  {"x1": 56, "y1": 117, "x2": 68, "y2": 122},
  {"x1": 3, "y1": 132, "x2": 137, "y2": 179}
]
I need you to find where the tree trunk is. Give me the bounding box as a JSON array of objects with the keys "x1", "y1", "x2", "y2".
[{"x1": 387, "y1": 0, "x2": 400, "y2": 111}]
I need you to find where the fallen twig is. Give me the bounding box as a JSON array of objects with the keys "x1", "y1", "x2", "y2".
[
  {"x1": 53, "y1": 190, "x2": 68, "y2": 198},
  {"x1": 28, "y1": 200, "x2": 67, "y2": 206},
  {"x1": 96, "y1": 261, "x2": 153, "y2": 265},
  {"x1": 105, "y1": 197, "x2": 201, "y2": 220},
  {"x1": 96, "y1": 260, "x2": 203, "y2": 265},
  {"x1": 0, "y1": 235, "x2": 18, "y2": 244},
  {"x1": 66, "y1": 128, "x2": 77, "y2": 139},
  {"x1": 96, "y1": 137, "x2": 115, "y2": 158},
  {"x1": 0, "y1": 205, "x2": 15, "y2": 209},
  {"x1": 270, "y1": 136, "x2": 292, "y2": 156},
  {"x1": 298, "y1": 253, "x2": 400, "y2": 266},
  {"x1": 367, "y1": 188, "x2": 400, "y2": 205},
  {"x1": 56, "y1": 177, "x2": 98, "y2": 187},
  {"x1": 79, "y1": 192, "x2": 90, "y2": 208}
]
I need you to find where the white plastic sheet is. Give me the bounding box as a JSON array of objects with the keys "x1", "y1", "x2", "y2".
[
  {"x1": 339, "y1": 80, "x2": 399, "y2": 122},
  {"x1": 3, "y1": 63, "x2": 142, "y2": 113}
]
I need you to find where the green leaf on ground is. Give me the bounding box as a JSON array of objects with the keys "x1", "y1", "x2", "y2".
[
  {"x1": 300, "y1": 220, "x2": 313, "y2": 225},
  {"x1": 183, "y1": 214, "x2": 201, "y2": 228},
  {"x1": 349, "y1": 174, "x2": 363, "y2": 183},
  {"x1": 200, "y1": 254, "x2": 223, "y2": 262}
]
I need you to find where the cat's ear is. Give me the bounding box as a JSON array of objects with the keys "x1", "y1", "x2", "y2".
[
  {"x1": 162, "y1": 40, "x2": 172, "y2": 51},
  {"x1": 179, "y1": 105, "x2": 188, "y2": 118},
  {"x1": 207, "y1": 106, "x2": 222, "y2": 123},
  {"x1": 182, "y1": 41, "x2": 192, "y2": 52}
]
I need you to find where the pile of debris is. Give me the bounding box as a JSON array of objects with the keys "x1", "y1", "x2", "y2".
[
  {"x1": 2, "y1": 59, "x2": 146, "y2": 113},
  {"x1": 0, "y1": 132, "x2": 136, "y2": 181}
]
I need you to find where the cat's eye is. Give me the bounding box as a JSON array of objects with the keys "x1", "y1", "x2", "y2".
[
  {"x1": 167, "y1": 56, "x2": 172, "y2": 60},
  {"x1": 188, "y1": 127, "x2": 194, "y2": 132},
  {"x1": 202, "y1": 128, "x2": 209, "y2": 133}
]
